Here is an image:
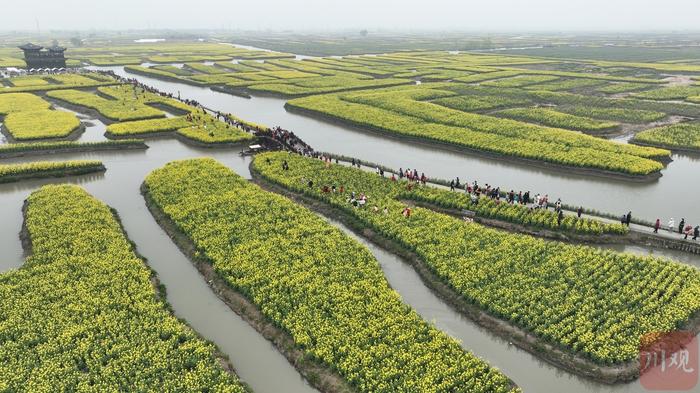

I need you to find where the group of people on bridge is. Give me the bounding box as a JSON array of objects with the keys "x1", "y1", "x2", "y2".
[{"x1": 268, "y1": 127, "x2": 313, "y2": 155}]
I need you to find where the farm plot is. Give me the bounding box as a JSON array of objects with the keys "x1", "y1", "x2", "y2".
[
  {"x1": 46, "y1": 88, "x2": 165, "y2": 122},
  {"x1": 143, "y1": 158, "x2": 519, "y2": 393},
  {"x1": 0, "y1": 185, "x2": 246, "y2": 392},
  {"x1": 46, "y1": 84, "x2": 193, "y2": 122},
  {"x1": 0, "y1": 140, "x2": 146, "y2": 158},
  {"x1": 631, "y1": 122, "x2": 700, "y2": 153},
  {"x1": 70, "y1": 42, "x2": 293, "y2": 66},
  {"x1": 0, "y1": 93, "x2": 82, "y2": 140},
  {"x1": 0, "y1": 160, "x2": 104, "y2": 183},
  {"x1": 287, "y1": 85, "x2": 670, "y2": 176},
  {"x1": 105, "y1": 111, "x2": 254, "y2": 145},
  {"x1": 253, "y1": 152, "x2": 700, "y2": 369},
  {"x1": 555, "y1": 106, "x2": 666, "y2": 123},
  {"x1": 633, "y1": 86, "x2": 700, "y2": 101},
  {"x1": 0, "y1": 73, "x2": 116, "y2": 93},
  {"x1": 495, "y1": 107, "x2": 619, "y2": 134}
]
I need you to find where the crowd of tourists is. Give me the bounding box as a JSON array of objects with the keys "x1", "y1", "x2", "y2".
[
  {"x1": 267, "y1": 127, "x2": 314, "y2": 155},
  {"x1": 96, "y1": 70, "x2": 205, "y2": 109},
  {"x1": 653, "y1": 217, "x2": 699, "y2": 241},
  {"x1": 90, "y1": 71, "x2": 700, "y2": 242},
  {"x1": 1, "y1": 67, "x2": 86, "y2": 78},
  {"x1": 314, "y1": 155, "x2": 700, "y2": 239}
]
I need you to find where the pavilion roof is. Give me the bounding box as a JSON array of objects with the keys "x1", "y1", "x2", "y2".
[{"x1": 19, "y1": 43, "x2": 43, "y2": 51}]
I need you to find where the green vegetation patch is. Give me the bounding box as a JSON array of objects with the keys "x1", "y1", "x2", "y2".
[
  {"x1": 0, "y1": 93, "x2": 51, "y2": 114},
  {"x1": 0, "y1": 140, "x2": 147, "y2": 158},
  {"x1": 144, "y1": 158, "x2": 519, "y2": 393},
  {"x1": 557, "y1": 106, "x2": 666, "y2": 123},
  {"x1": 632, "y1": 122, "x2": 700, "y2": 152},
  {"x1": 106, "y1": 111, "x2": 254, "y2": 144},
  {"x1": 47, "y1": 88, "x2": 163, "y2": 121},
  {"x1": 496, "y1": 107, "x2": 619, "y2": 133},
  {"x1": 634, "y1": 86, "x2": 700, "y2": 101},
  {"x1": 596, "y1": 82, "x2": 652, "y2": 94},
  {"x1": 3, "y1": 109, "x2": 81, "y2": 141},
  {"x1": 0, "y1": 184, "x2": 246, "y2": 391},
  {"x1": 433, "y1": 95, "x2": 531, "y2": 112},
  {"x1": 254, "y1": 152, "x2": 700, "y2": 366},
  {"x1": 0, "y1": 160, "x2": 104, "y2": 183}
]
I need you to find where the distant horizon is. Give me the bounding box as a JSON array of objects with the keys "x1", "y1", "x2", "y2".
[
  {"x1": 4, "y1": 0, "x2": 700, "y2": 33},
  {"x1": 3, "y1": 28, "x2": 700, "y2": 37}
]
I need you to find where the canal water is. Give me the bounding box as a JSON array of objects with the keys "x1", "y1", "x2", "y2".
[
  {"x1": 325, "y1": 217, "x2": 698, "y2": 393},
  {"x1": 94, "y1": 65, "x2": 700, "y2": 226},
  {"x1": 0, "y1": 137, "x2": 695, "y2": 393},
  {"x1": 0, "y1": 142, "x2": 317, "y2": 393},
  {"x1": 0, "y1": 63, "x2": 697, "y2": 392}
]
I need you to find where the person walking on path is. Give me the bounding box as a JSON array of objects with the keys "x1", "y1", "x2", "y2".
[
  {"x1": 654, "y1": 219, "x2": 661, "y2": 233},
  {"x1": 577, "y1": 207, "x2": 583, "y2": 218},
  {"x1": 694, "y1": 225, "x2": 699, "y2": 241},
  {"x1": 679, "y1": 218, "x2": 685, "y2": 234},
  {"x1": 684, "y1": 224, "x2": 693, "y2": 240},
  {"x1": 626, "y1": 211, "x2": 632, "y2": 227},
  {"x1": 668, "y1": 218, "x2": 675, "y2": 232}
]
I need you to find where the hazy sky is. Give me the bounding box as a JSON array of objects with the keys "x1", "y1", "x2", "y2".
[{"x1": 5, "y1": 0, "x2": 700, "y2": 32}]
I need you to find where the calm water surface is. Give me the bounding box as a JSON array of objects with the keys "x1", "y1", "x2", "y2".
[
  {"x1": 0, "y1": 140, "x2": 316, "y2": 393},
  {"x1": 1, "y1": 64, "x2": 698, "y2": 392},
  {"x1": 96, "y1": 64, "x2": 700, "y2": 225}
]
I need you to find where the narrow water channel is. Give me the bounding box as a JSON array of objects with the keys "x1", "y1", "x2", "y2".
[
  {"x1": 0, "y1": 137, "x2": 696, "y2": 392},
  {"x1": 2, "y1": 64, "x2": 698, "y2": 392},
  {"x1": 322, "y1": 216, "x2": 696, "y2": 393},
  {"x1": 94, "y1": 65, "x2": 700, "y2": 225},
  {"x1": 0, "y1": 140, "x2": 317, "y2": 393}
]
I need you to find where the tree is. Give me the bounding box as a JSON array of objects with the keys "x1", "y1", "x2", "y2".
[
  {"x1": 360, "y1": 29, "x2": 368, "y2": 37},
  {"x1": 70, "y1": 37, "x2": 83, "y2": 47}
]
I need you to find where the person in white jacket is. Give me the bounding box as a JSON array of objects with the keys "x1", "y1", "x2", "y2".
[{"x1": 668, "y1": 218, "x2": 675, "y2": 233}]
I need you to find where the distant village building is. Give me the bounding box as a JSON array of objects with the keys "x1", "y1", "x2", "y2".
[{"x1": 18, "y1": 43, "x2": 67, "y2": 69}]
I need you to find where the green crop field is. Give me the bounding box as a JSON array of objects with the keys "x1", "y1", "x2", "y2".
[
  {"x1": 144, "y1": 158, "x2": 519, "y2": 393},
  {"x1": 0, "y1": 185, "x2": 246, "y2": 391},
  {"x1": 632, "y1": 122, "x2": 700, "y2": 152},
  {"x1": 253, "y1": 152, "x2": 700, "y2": 366},
  {"x1": 4, "y1": 34, "x2": 700, "y2": 392}
]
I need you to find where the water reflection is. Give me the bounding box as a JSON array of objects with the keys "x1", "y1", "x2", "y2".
[
  {"x1": 325, "y1": 216, "x2": 690, "y2": 393},
  {"x1": 0, "y1": 140, "x2": 316, "y2": 393},
  {"x1": 94, "y1": 64, "x2": 700, "y2": 225}
]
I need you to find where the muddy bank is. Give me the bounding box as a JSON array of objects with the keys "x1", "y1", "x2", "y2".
[
  {"x1": 630, "y1": 139, "x2": 700, "y2": 155},
  {"x1": 140, "y1": 183, "x2": 355, "y2": 393},
  {"x1": 0, "y1": 164, "x2": 106, "y2": 184},
  {"x1": 0, "y1": 141, "x2": 148, "y2": 159}
]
